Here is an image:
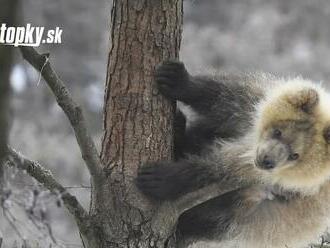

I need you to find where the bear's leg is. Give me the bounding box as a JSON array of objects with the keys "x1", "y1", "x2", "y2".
[
  {"x1": 136, "y1": 159, "x2": 219, "y2": 200},
  {"x1": 155, "y1": 60, "x2": 222, "y2": 114}
]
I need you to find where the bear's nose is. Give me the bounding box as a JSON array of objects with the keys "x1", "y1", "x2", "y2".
[{"x1": 257, "y1": 155, "x2": 275, "y2": 170}]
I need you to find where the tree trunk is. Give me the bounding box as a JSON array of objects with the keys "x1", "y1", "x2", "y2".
[{"x1": 96, "y1": 0, "x2": 183, "y2": 247}]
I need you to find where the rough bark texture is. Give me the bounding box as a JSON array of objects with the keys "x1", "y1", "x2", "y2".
[
  {"x1": 99, "y1": 0, "x2": 183, "y2": 247},
  {"x1": 0, "y1": 0, "x2": 18, "y2": 193}
]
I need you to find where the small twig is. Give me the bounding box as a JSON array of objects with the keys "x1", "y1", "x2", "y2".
[
  {"x1": 4, "y1": 148, "x2": 89, "y2": 229},
  {"x1": 2, "y1": 208, "x2": 25, "y2": 243},
  {"x1": 36, "y1": 54, "x2": 49, "y2": 86},
  {"x1": 79, "y1": 232, "x2": 87, "y2": 248},
  {"x1": 11, "y1": 182, "x2": 91, "y2": 189},
  {"x1": 20, "y1": 47, "x2": 103, "y2": 181},
  {"x1": 64, "y1": 185, "x2": 91, "y2": 189},
  {"x1": 44, "y1": 220, "x2": 57, "y2": 245}
]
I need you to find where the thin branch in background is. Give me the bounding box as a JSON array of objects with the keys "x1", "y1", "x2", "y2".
[
  {"x1": 20, "y1": 47, "x2": 103, "y2": 182},
  {"x1": 4, "y1": 148, "x2": 89, "y2": 228},
  {"x1": 2, "y1": 162, "x2": 91, "y2": 245},
  {"x1": 2, "y1": 208, "x2": 26, "y2": 245},
  {"x1": 24, "y1": 190, "x2": 57, "y2": 245},
  {"x1": 1, "y1": 174, "x2": 28, "y2": 245},
  {"x1": 3, "y1": 206, "x2": 49, "y2": 245},
  {"x1": 36, "y1": 54, "x2": 50, "y2": 86},
  {"x1": 64, "y1": 185, "x2": 91, "y2": 189},
  {"x1": 11, "y1": 182, "x2": 91, "y2": 190}
]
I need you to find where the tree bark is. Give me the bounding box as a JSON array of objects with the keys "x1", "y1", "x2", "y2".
[{"x1": 98, "y1": 0, "x2": 183, "y2": 247}]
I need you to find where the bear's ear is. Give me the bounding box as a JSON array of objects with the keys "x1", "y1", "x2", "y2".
[{"x1": 286, "y1": 88, "x2": 319, "y2": 114}]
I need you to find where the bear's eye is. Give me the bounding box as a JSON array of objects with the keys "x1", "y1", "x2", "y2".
[
  {"x1": 273, "y1": 129, "x2": 282, "y2": 139},
  {"x1": 288, "y1": 153, "x2": 299, "y2": 161},
  {"x1": 323, "y1": 127, "x2": 330, "y2": 144}
]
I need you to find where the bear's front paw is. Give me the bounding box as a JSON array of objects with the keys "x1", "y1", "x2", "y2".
[
  {"x1": 136, "y1": 162, "x2": 182, "y2": 200},
  {"x1": 155, "y1": 60, "x2": 190, "y2": 100}
]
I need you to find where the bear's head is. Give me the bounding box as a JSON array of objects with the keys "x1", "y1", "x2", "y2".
[{"x1": 253, "y1": 79, "x2": 330, "y2": 194}]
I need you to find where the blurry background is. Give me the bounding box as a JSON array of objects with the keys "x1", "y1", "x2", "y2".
[{"x1": 2, "y1": 0, "x2": 330, "y2": 247}]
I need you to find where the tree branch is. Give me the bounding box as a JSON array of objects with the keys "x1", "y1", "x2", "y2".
[
  {"x1": 19, "y1": 47, "x2": 102, "y2": 179},
  {"x1": 4, "y1": 147, "x2": 89, "y2": 226},
  {"x1": 18, "y1": 47, "x2": 103, "y2": 246}
]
